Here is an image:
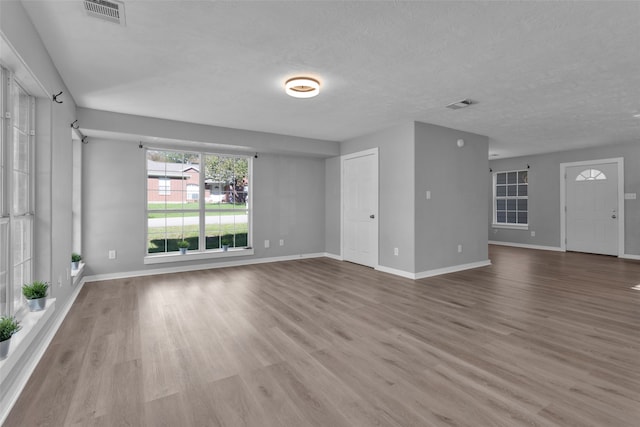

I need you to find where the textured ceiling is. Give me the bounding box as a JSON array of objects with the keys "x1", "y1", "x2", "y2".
[{"x1": 21, "y1": 0, "x2": 640, "y2": 158}]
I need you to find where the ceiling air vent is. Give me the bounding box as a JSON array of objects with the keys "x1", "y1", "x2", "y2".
[
  {"x1": 446, "y1": 99, "x2": 474, "y2": 110},
  {"x1": 84, "y1": 0, "x2": 126, "y2": 26}
]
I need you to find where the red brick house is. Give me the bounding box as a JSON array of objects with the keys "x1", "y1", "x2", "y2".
[{"x1": 147, "y1": 160, "x2": 211, "y2": 203}]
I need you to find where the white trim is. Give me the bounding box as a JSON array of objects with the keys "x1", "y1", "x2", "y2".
[
  {"x1": 340, "y1": 147, "x2": 379, "y2": 268},
  {"x1": 375, "y1": 265, "x2": 416, "y2": 279},
  {"x1": 491, "y1": 224, "x2": 529, "y2": 230},
  {"x1": 620, "y1": 253, "x2": 640, "y2": 261},
  {"x1": 323, "y1": 252, "x2": 344, "y2": 261},
  {"x1": 0, "y1": 277, "x2": 86, "y2": 426},
  {"x1": 414, "y1": 260, "x2": 492, "y2": 280},
  {"x1": 560, "y1": 157, "x2": 624, "y2": 256},
  {"x1": 144, "y1": 247, "x2": 255, "y2": 264},
  {"x1": 376, "y1": 259, "x2": 492, "y2": 280},
  {"x1": 489, "y1": 241, "x2": 563, "y2": 252},
  {"x1": 86, "y1": 253, "x2": 327, "y2": 282}
]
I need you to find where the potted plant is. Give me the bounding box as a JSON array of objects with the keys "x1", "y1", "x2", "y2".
[
  {"x1": 0, "y1": 316, "x2": 21, "y2": 360},
  {"x1": 177, "y1": 240, "x2": 189, "y2": 255},
  {"x1": 71, "y1": 253, "x2": 82, "y2": 270},
  {"x1": 22, "y1": 280, "x2": 49, "y2": 312}
]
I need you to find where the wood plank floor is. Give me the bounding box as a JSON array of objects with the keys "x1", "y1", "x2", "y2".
[{"x1": 5, "y1": 245, "x2": 640, "y2": 426}]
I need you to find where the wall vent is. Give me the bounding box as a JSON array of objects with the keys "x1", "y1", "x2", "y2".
[{"x1": 84, "y1": 0, "x2": 126, "y2": 26}]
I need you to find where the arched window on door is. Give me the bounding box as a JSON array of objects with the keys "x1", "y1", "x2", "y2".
[{"x1": 576, "y1": 169, "x2": 606, "y2": 181}]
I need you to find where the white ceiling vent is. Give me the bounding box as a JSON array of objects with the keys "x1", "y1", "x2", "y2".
[
  {"x1": 84, "y1": 0, "x2": 126, "y2": 26},
  {"x1": 446, "y1": 99, "x2": 474, "y2": 110}
]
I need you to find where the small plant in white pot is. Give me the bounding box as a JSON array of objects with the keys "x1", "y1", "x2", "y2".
[
  {"x1": 177, "y1": 240, "x2": 189, "y2": 255},
  {"x1": 22, "y1": 280, "x2": 49, "y2": 312},
  {"x1": 0, "y1": 316, "x2": 21, "y2": 360},
  {"x1": 71, "y1": 253, "x2": 82, "y2": 270}
]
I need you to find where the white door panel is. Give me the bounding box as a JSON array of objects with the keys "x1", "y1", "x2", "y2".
[
  {"x1": 343, "y1": 150, "x2": 378, "y2": 267},
  {"x1": 566, "y1": 162, "x2": 618, "y2": 255}
]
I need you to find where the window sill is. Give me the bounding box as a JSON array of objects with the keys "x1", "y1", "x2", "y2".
[
  {"x1": 0, "y1": 298, "x2": 56, "y2": 380},
  {"x1": 492, "y1": 223, "x2": 529, "y2": 230},
  {"x1": 144, "y1": 247, "x2": 255, "y2": 265},
  {"x1": 71, "y1": 262, "x2": 84, "y2": 277}
]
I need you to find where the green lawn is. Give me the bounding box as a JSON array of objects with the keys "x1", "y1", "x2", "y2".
[
  {"x1": 147, "y1": 223, "x2": 249, "y2": 253},
  {"x1": 147, "y1": 202, "x2": 247, "y2": 218}
]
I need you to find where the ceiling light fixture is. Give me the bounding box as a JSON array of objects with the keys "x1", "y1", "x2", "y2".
[{"x1": 285, "y1": 77, "x2": 320, "y2": 99}]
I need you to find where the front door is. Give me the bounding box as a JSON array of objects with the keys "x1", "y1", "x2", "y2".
[
  {"x1": 565, "y1": 162, "x2": 619, "y2": 255},
  {"x1": 342, "y1": 149, "x2": 378, "y2": 267}
]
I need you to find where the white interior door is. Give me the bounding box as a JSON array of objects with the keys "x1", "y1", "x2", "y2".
[
  {"x1": 342, "y1": 149, "x2": 378, "y2": 267},
  {"x1": 565, "y1": 162, "x2": 618, "y2": 255}
]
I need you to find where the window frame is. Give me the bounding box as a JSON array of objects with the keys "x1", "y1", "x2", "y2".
[
  {"x1": 1, "y1": 67, "x2": 35, "y2": 317},
  {"x1": 492, "y1": 169, "x2": 529, "y2": 230},
  {"x1": 144, "y1": 148, "x2": 254, "y2": 264}
]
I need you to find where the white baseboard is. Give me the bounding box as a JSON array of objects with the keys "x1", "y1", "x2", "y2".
[
  {"x1": 489, "y1": 241, "x2": 563, "y2": 252},
  {"x1": 621, "y1": 253, "x2": 640, "y2": 260},
  {"x1": 0, "y1": 277, "x2": 87, "y2": 426},
  {"x1": 375, "y1": 265, "x2": 415, "y2": 279},
  {"x1": 376, "y1": 259, "x2": 492, "y2": 280},
  {"x1": 84, "y1": 252, "x2": 327, "y2": 283},
  {"x1": 323, "y1": 252, "x2": 343, "y2": 261},
  {"x1": 414, "y1": 259, "x2": 492, "y2": 280}
]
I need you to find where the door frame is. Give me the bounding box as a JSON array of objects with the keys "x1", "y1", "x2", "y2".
[
  {"x1": 560, "y1": 157, "x2": 624, "y2": 255},
  {"x1": 340, "y1": 147, "x2": 379, "y2": 267}
]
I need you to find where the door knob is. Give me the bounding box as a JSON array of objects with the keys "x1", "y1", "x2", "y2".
[{"x1": 369, "y1": 214, "x2": 375, "y2": 219}]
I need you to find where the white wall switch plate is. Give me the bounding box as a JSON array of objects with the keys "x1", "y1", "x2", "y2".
[
  {"x1": 264, "y1": 240, "x2": 270, "y2": 248},
  {"x1": 108, "y1": 250, "x2": 116, "y2": 259},
  {"x1": 426, "y1": 190, "x2": 431, "y2": 200},
  {"x1": 279, "y1": 239, "x2": 284, "y2": 246},
  {"x1": 624, "y1": 193, "x2": 637, "y2": 200}
]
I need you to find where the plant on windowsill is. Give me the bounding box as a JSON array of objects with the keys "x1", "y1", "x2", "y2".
[
  {"x1": 177, "y1": 240, "x2": 190, "y2": 255},
  {"x1": 0, "y1": 316, "x2": 21, "y2": 360},
  {"x1": 71, "y1": 252, "x2": 82, "y2": 270},
  {"x1": 22, "y1": 280, "x2": 49, "y2": 312}
]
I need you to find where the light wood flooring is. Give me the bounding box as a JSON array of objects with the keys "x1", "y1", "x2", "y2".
[{"x1": 5, "y1": 245, "x2": 640, "y2": 426}]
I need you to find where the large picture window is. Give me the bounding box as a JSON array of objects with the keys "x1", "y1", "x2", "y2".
[
  {"x1": 0, "y1": 67, "x2": 35, "y2": 316},
  {"x1": 146, "y1": 149, "x2": 251, "y2": 256},
  {"x1": 493, "y1": 170, "x2": 528, "y2": 227}
]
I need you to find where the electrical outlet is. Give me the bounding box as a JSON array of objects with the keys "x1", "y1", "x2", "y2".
[
  {"x1": 108, "y1": 249, "x2": 116, "y2": 259},
  {"x1": 457, "y1": 244, "x2": 463, "y2": 253},
  {"x1": 426, "y1": 190, "x2": 431, "y2": 200},
  {"x1": 394, "y1": 247, "x2": 399, "y2": 256},
  {"x1": 279, "y1": 239, "x2": 284, "y2": 246},
  {"x1": 531, "y1": 231, "x2": 536, "y2": 237},
  {"x1": 264, "y1": 240, "x2": 270, "y2": 248}
]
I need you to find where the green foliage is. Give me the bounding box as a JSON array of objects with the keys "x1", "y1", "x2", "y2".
[
  {"x1": 71, "y1": 253, "x2": 82, "y2": 262},
  {"x1": 204, "y1": 155, "x2": 248, "y2": 184},
  {"x1": 177, "y1": 240, "x2": 190, "y2": 248},
  {"x1": 148, "y1": 150, "x2": 199, "y2": 164},
  {"x1": 148, "y1": 233, "x2": 248, "y2": 253},
  {"x1": 22, "y1": 281, "x2": 49, "y2": 300},
  {"x1": 0, "y1": 316, "x2": 21, "y2": 342}
]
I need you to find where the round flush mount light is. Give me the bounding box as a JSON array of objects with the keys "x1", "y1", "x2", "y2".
[
  {"x1": 457, "y1": 139, "x2": 465, "y2": 147},
  {"x1": 285, "y1": 77, "x2": 320, "y2": 98}
]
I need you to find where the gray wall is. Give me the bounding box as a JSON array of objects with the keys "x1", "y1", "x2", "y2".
[
  {"x1": 340, "y1": 122, "x2": 416, "y2": 272},
  {"x1": 1, "y1": 0, "x2": 77, "y2": 407},
  {"x1": 415, "y1": 122, "x2": 489, "y2": 272},
  {"x1": 489, "y1": 141, "x2": 640, "y2": 256},
  {"x1": 83, "y1": 138, "x2": 327, "y2": 276},
  {"x1": 324, "y1": 156, "x2": 341, "y2": 256}
]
